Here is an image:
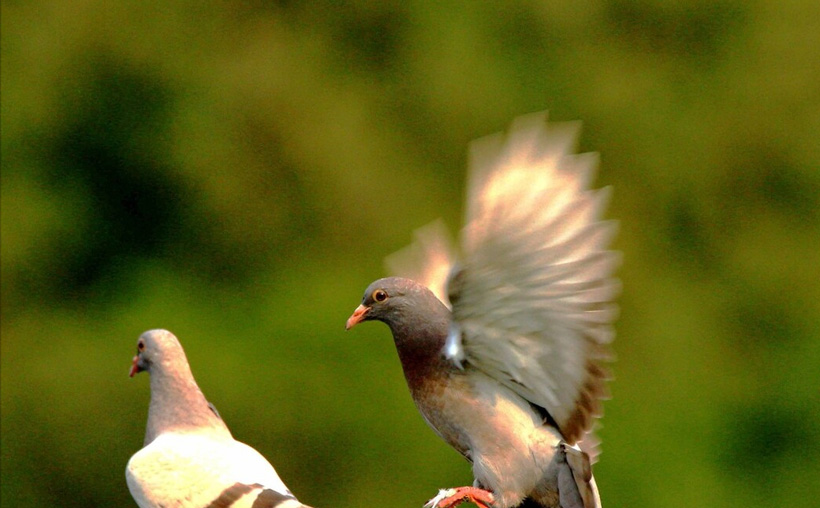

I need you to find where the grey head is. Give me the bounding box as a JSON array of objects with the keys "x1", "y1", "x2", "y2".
[
  {"x1": 346, "y1": 276, "x2": 454, "y2": 376},
  {"x1": 346, "y1": 277, "x2": 450, "y2": 333}
]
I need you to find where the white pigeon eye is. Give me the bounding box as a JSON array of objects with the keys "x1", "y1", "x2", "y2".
[
  {"x1": 372, "y1": 289, "x2": 388, "y2": 302},
  {"x1": 137, "y1": 340, "x2": 146, "y2": 352}
]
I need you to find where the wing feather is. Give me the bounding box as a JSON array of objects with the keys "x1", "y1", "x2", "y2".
[
  {"x1": 453, "y1": 112, "x2": 618, "y2": 443},
  {"x1": 384, "y1": 220, "x2": 455, "y2": 307}
]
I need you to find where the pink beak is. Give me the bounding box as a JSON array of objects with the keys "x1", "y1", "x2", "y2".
[
  {"x1": 129, "y1": 355, "x2": 140, "y2": 377},
  {"x1": 346, "y1": 304, "x2": 369, "y2": 330}
]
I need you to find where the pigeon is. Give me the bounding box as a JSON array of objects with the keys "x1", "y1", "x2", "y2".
[
  {"x1": 346, "y1": 112, "x2": 618, "y2": 508},
  {"x1": 126, "y1": 329, "x2": 310, "y2": 508}
]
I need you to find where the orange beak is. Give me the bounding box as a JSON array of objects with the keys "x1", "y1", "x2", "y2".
[
  {"x1": 129, "y1": 355, "x2": 140, "y2": 377},
  {"x1": 346, "y1": 304, "x2": 369, "y2": 330}
]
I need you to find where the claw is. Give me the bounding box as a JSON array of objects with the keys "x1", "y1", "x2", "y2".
[
  {"x1": 424, "y1": 486, "x2": 495, "y2": 508},
  {"x1": 425, "y1": 489, "x2": 458, "y2": 508}
]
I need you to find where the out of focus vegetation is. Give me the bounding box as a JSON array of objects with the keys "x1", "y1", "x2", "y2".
[{"x1": 2, "y1": 1, "x2": 818, "y2": 507}]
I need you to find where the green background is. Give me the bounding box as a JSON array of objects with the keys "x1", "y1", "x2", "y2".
[{"x1": 2, "y1": 1, "x2": 819, "y2": 507}]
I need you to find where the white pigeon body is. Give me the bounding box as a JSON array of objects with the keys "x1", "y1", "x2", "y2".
[
  {"x1": 349, "y1": 112, "x2": 617, "y2": 508},
  {"x1": 126, "y1": 329, "x2": 307, "y2": 508}
]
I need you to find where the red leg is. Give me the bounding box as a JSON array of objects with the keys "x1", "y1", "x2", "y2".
[{"x1": 425, "y1": 486, "x2": 495, "y2": 508}]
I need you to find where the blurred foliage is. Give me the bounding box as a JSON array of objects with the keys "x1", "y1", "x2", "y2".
[{"x1": 2, "y1": 1, "x2": 819, "y2": 507}]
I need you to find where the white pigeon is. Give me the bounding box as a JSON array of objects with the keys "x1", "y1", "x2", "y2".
[{"x1": 126, "y1": 329, "x2": 310, "y2": 508}]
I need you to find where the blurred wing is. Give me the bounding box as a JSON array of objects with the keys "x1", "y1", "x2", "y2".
[
  {"x1": 448, "y1": 111, "x2": 619, "y2": 443},
  {"x1": 385, "y1": 219, "x2": 456, "y2": 308}
]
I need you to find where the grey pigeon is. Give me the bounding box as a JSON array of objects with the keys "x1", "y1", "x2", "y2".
[
  {"x1": 126, "y1": 329, "x2": 310, "y2": 508},
  {"x1": 346, "y1": 112, "x2": 618, "y2": 508}
]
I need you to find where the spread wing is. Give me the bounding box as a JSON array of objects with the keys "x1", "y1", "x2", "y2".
[{"x1": 450, "y1": 111, "x2": 619, "y2": 443}]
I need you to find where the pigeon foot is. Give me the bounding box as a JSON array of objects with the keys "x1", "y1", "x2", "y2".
[{"x1": 424, "y1": 487, "x2": 495, "y2": 508}]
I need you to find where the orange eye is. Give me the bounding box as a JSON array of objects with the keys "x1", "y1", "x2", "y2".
[{"x1": 372, "y1": 289, "x2": 388, "y2": 302}]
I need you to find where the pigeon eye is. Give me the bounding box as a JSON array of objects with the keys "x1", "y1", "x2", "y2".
[
  {"x1": 137, "y1": 340, "x2": 145, "y2": 352},
  {"x1": 372, "y1": 289, "x2": 388, "y2": 302}
]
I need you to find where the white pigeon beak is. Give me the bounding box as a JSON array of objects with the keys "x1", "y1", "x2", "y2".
[{"x1": 129, "y1": 355, "x2": 141, "y2": 377}]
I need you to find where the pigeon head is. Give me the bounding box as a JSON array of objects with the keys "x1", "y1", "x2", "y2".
[
  {"x1": 129, "y1": 329, "x2": 228, "y2": 445},
  {"x1": 347, "y1": 277, "x2": 418, "y2": 328},
  {"x1": 129, "y1": 329, "x2": 186, "y2": 378},
  {"x1": 346, "y1": 277, "x2": 450, "y2": 338}
]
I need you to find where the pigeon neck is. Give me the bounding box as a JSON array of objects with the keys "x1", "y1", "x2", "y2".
[
  {"x1": 144, "y1": 358, "x2": 230, "y2": 446},
  {"x1": 388, "y1": 300, "x2": 452, "y2": 390}
]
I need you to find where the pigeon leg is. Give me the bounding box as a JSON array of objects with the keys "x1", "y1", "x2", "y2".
[{"x1": 424, "y1": 487, "x2": 495, "y2": 508}]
